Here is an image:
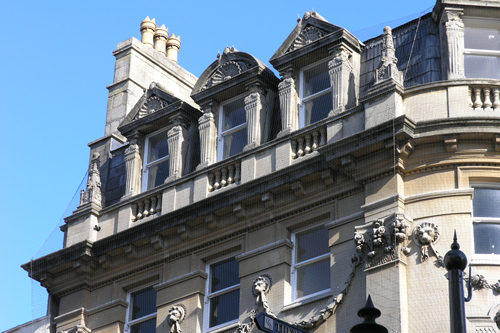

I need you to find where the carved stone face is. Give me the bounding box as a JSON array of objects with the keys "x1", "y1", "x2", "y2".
[
  {"x1": 254, "y1": 279, "x2": 267, "y2": 294},
  {"x1": 417, "y1": 226, "x2": 435, "y2": 245},
  {"x1": 169, "y1": 309, "x2": 181, "y2": 322}
]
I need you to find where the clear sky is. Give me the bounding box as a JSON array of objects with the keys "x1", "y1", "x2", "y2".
[{"x1": 0, "y1": 0, "x2": 436, "y2": 331}]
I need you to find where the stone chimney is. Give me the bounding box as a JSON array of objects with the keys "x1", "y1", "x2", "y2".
[
  {"x1": 140, "y1": 17, "x2": 156, "y2": 47},
  {"x1": 154, "y1": 24, "x2": 169, "y2": 55},
  {"x1": 166, "y1": 34, "x2": 181, "y2": 63}
]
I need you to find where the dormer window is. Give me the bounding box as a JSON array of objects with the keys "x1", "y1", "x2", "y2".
[
  {"x1": 300, "y1": 59, "x2": 333, "y2": 127},
  {"x1": 219, "y1": 96, "x2": 247, "y2": 160},
  {"x1": 143, "y1": 129, "x2": 170, "y2": 191},
  {"x1": 464, "y1": 18, "x2": 500, "y2": 79}
]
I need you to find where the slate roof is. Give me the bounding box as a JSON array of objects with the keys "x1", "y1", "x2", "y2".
[{"x1": 360, "y1": 13, "x2": 441, "y2": 97}]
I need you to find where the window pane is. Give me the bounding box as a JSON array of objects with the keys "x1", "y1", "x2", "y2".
[
  {"x1": 131, "y1": 318, "x2": 156, "y2": 333},
  {"x1": 148, "y1": 131, "x2": 169, "y2": 163},
  {"x1": 131, "y1": 287, "x2": 156, "y2": 320},
  {"x1": 210, "y1": 257, "x2": 239, "y2": 292},
  {"x1": 304, "y1": 92, "x2": 332, "y2": 125},
  {"x1": 296, "y1": 258, "x2": 330, "y2": 298},
  {"x1": 474, "y1": 223, "x2": 500, "y2": 254},
  {"x1": 465, "y1": 55, "x2": 500, "y2": 79},
  {"x1": 223, "y1": 127, "x2": 247, "y2": 159},
  {"x1": 296, "y1": 227, "x2": 329, "y2": 263},
  {"x1": 147, "y1": 160, "x2": 169, "y2": 190},
  {"x1": 473, "y1": 188, "x2": 500, "y2": 217},
  {"x1": 209, "y1": 289, "x2": 240, "y2": 327},
  {"x1": 465, "y1": 21, "x2": 500, "y2": 51},
  {"x1": 223, "y1": 99, "x2": 246, "y2": 130},
  {"x1": 303, "y1": 61, "x2": 331, "y2": 97}
]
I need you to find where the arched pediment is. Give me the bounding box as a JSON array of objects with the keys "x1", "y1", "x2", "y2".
[{"x1": 192, "y1": 47, "x2": 270, "y2": 96}]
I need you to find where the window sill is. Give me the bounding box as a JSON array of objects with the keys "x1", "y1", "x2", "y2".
[
  {"x1": 204, "y1": 320, "x2": 239, "y2": 333},
  {"x1": 280, "y1": 290, "x2": 332, "y2": 312},
  {"x1": 470, "y1": 255, "x2": 500, "y2": 266}
]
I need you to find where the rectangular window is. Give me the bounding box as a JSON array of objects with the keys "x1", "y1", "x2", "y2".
[
  {"x1": 205, "y1": 257, "x2": 240, "y2": 329},
  {"x1": 291, "y1": 225, "x2": 330, "y2": 301},
  {"x1": 464, "y1": 18, "x2": 500, "y2": 79},
  {"x1": 127, "y1": 286, "x2": 157, "y2": 333},
  {"x1": 218, "y1": 97, "x2": 247, "y2": 160},
  {"x1": 472, "y1": 187, "x2": 500, "y2": 255},
  {"x1": 299, "y1": 60, "x2": 332, "y2": 127},
  {"x1": 143, "y1": 129, "x2": 169, "y2": 191}
]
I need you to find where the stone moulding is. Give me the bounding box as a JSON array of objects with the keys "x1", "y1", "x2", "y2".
[{"x1": 354, "y1": 214, "x2": 411, "y2": 270}]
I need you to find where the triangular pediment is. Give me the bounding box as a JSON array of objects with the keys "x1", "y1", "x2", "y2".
[{"x1": 270, "y1": 11, "x2": 343, "y2": 65}]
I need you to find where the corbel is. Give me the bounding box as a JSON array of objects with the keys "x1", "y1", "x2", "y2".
[
  {"x1": 233, "y1": 204, "x2": 247, "y2": 220},
  {"x1": 125, "y1": 245, "x2": 138, "y2": 260},
  {"x1": 204, "y1": 214, "x2": 219, "y2": 230},
  {"x1": 291, "y1": 181, "x2": 305, "y2": 198},
  {"x1": 321, "y1": 169, "x2": 334, "y2": 186},
  {"x1": 177, "y1": 225, "x2": 192, "y2": 241},
  {"x1": 444, "y1": 135, "x2": 458, "y2": 152},
  {"x1": 151, "y1": 235, "x2": 165, "y2": 251},
  {"x1": 261, "y1": 192, "x2": 275, "y2": 209},
  {"x1": 99, "y1": 255, "x2": 111, "y2": 270}
]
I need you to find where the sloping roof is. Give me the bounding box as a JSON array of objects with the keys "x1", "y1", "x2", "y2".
[{"x1": 360, "y1": 14, "x2": 441, "y2": 96}]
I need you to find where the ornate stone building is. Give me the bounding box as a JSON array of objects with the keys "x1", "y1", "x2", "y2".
[{"x1": 18, "y1": 1, "x2": 500, "y2": 333}]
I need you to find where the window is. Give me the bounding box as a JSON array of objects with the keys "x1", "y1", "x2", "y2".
[
  {"x1": 127, "y1": 286, "x2": 157, "y2": 333},
  {"x1": 205, "y1": 257, "x2": 240, "y2": 329},
  {"x1": 464, "y1": 18, "x2": 500, "y2": 79},
  {"x1": 218, "y1": 97, "x2": 247, "y2": 160},
  {"x1": 299, "y1": 59, "x2": 333, "y2": 127},
  {"x1": 143, "y1": 129, "x2": 169, "y2": 191},
  {"x1": 472, "y1": 187, "x2": 500, "y2": 255},
  {"x1": 291, "y1": 225, "x2": 330, "y2": 301}
]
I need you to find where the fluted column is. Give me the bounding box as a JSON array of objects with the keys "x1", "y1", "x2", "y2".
[
  {"x1": 166, "y1": 125, "x2": 189, "y2": 182},
  {"x1": 197, "y1": 106, "x2": 218, "y2": 169},
  {"x1": 277, "y1": 69, "x2": 298, "y2": 137},
  {"x1": 328, "y1": 46, "x2": 353, "y2": 117},
  {"x1": 244, "y1": 86, "x2": 265, "y2": 151},
  {"x1": 124, "y1": 133, "x2": 143, "y2": 197},
  {"x1": 441, "y1": 8, "x2": 465, "y2": 80}
]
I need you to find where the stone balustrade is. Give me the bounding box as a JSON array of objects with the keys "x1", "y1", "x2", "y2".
[
  {"x1": 131, "y1": 193, "x2": 162, "y2": 221},
  {"x1": 291, "y1": 126, "x2": 327, "y2": 159},
  {"x1": 208, "y1": 160, "x2": 242, "y2": 192},
  {"x1": 469, "y1": 85, "x2": 500, "y2": 110}
]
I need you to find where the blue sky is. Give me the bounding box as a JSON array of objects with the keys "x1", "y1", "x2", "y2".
[{"x1": 0, "y1": 1, "x2": 436, "y2": 331}]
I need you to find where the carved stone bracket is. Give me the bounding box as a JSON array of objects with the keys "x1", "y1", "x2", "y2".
[
  {"x1": 167, "y1": 304, "x2": 186, "y2": 333},
  {"x1": 80, "y1": 152, "x2": 103, "y2": 208},
  {"x1": 412, "y1": 222, "x2": 444, "y2": 266},
  {"x1": 354, "y1": 214, "x2": 411, "y2": 269}
]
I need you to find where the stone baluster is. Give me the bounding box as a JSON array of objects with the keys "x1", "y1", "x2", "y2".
[
  {"x1": 124, "y1": 133, "x2": 143, "y2": 198},
  {"x1": 320, "y1": 128, "x2": 326, "y2": 146},
  {"x1": 221, "y1": 168, "x2": 228, "y2": 187},
  {"x1": 214, "y1": 170, "x2": 221, "y2": 190},
  {"x1": 297, "y1": 137, "x2": 304, "y2": 157},
  {"x1": 137, "y1": 201, "x2": 144, "y2": 220},
  {"x1": 208, "y1": 173, "x2": 214, "y2": 192},
  {"x1": 312, "y1": 131, "x2": 319, "y2": 151},
  {"x1": 156, "y1": 194, "x2": 162, "y2": 214},
  {"x1": 234, "y1": 162, "x2": 241, "y2": 183},
  {"x1": 329, "y1": 46, "x2": 353, "y2": 116},
  {"x1": 291, "y1": 140, "x2": 297, "y2": 159},
  {"x1": 132, "y1": 203, "x2": 138, "y2": 222},
  {"x1": 473, "y1": 88, "x2": 483, "y2": 109},
  {"x1": 304, "y1": 134, "x2": 312, "y2": 155},
  {"x1": 150, "y1": 196, "x2": 157, "y2": 215},
  {"x1": 198, "y1": 107, "x2": 218, "y2": 169},
  {"x1": 143, "y1": 198, "x2": 150, "y2": 218},
  {"x1": 468, "y1": 88, "x2": 473, "y2": 108},
  {"x1": 493, "y1": 88, "x2": 500, "y2": 110},
  {"x1": 483, "y1": 88, "x2": 492, "y2": 109},
  {"x1": 278, "y1": 69, "x2": 298, "y2": 137},
  {"x1": 228, "y1": 164, "x2": 234, "y2": 184},
  {"x1": 441, "y1": 8, "x2": 465, "y2": 80}
]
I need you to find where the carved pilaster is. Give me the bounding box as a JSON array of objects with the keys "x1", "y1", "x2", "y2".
[
  {"x1": 277, "y1": 69, "x2": 298, "y2": 137},
  {"x1": 244, "y1": 87, "x2": 265, "y2": 150},
  {"x1": 197, "y1": 107, "x2": 218, "y2": 169},
  {"x1": 328, "y1": 47, "x2": 353, "y2": 117},
  {"x1": 375, "y1": 26, "x2": 403, "y2": 85},
  {"x1": 79, "y1": 152, "x2": 103, "y2": 207},
  {"x1": 166, "y1": 125, "x2": 189, "y2": 182},
  {"x1": 124, "y1": 133, "x2": 143, "y2": 197},
  {"x1": 441, "y1": 8, "x2": 465, "y2": 80}
]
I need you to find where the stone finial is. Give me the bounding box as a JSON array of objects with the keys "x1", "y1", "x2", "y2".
[
  {"x1": 79, "y1": 152, "x2": 103, "y2": 207},
  {"x1": 154, "y1": 24, "x2": 169, "y2": 55},
  {"x1": 166, "y1": 34, "x2": 181, "y2": 63},
  {"x1": 140, "y1": 17, "x2": 157, "y2": 47},
  {"x1": 374, "y1": 26, "x2": 403, "y2": 85}
]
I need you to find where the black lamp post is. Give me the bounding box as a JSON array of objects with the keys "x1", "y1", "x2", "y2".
[
  {"x1": 444, "y1": 231, "x2": 472, "y2": 333},
  {"x1": 350, "y1": 295, "x2": 388, "y2": 333}
]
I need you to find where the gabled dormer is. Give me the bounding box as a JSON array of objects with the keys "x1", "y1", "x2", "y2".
[
  {"x1": 118, "y1": 82, "x2": 202, "y2": 197},
  {"x1": 270, "y1": 12, "x2": 362, "y2": 136},
  {"x1": 191, "y1": 47, "x2": 280, "y2": 168}
]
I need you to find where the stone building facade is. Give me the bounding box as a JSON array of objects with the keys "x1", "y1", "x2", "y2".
[{"x1": 21, "y1": 1, "x2": 500, "y2": 333}]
